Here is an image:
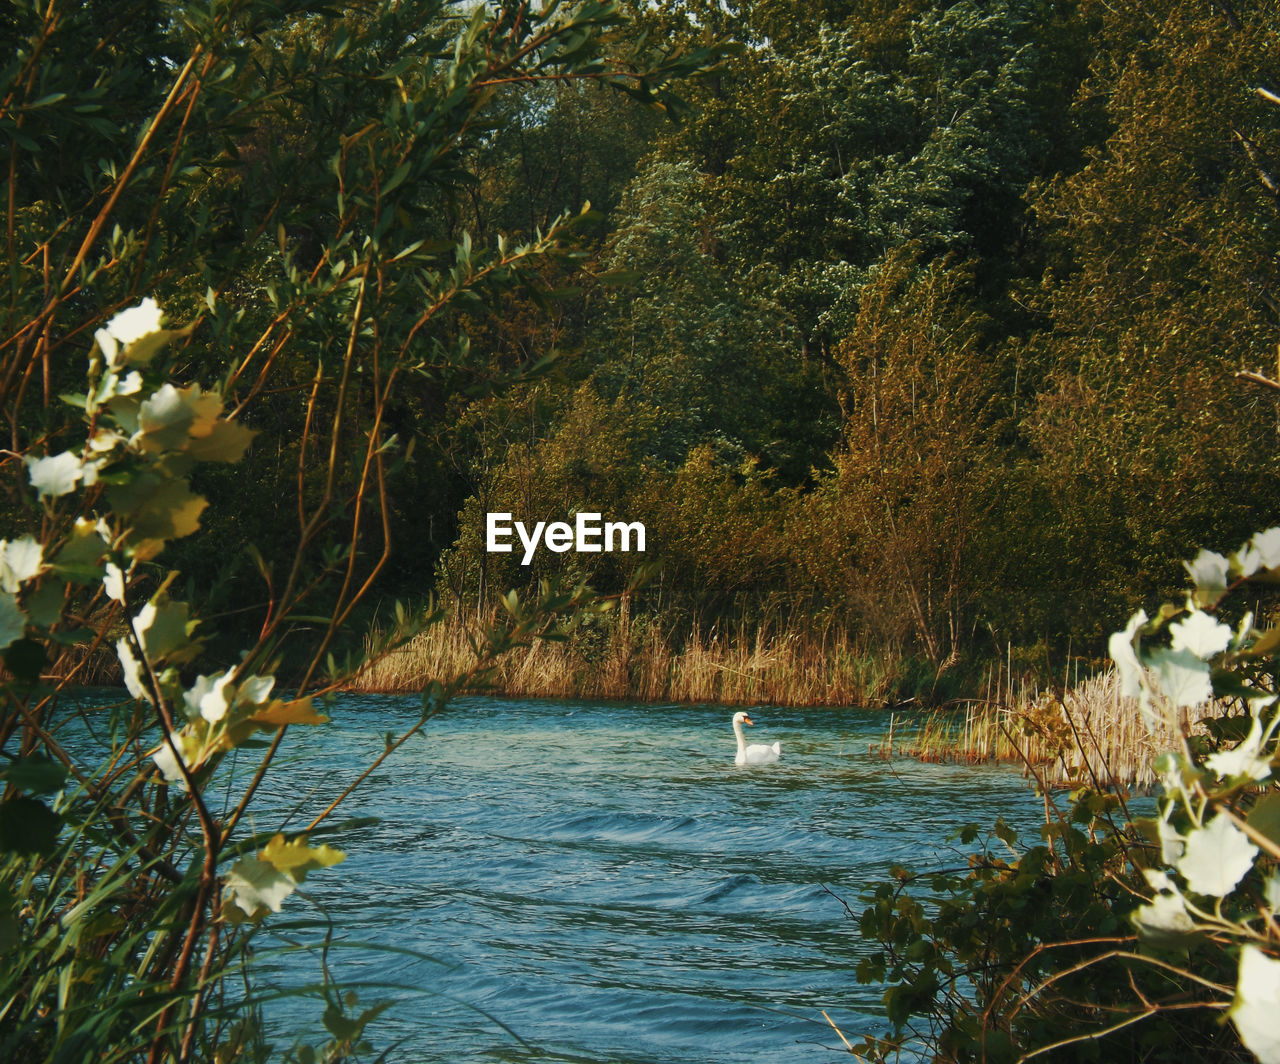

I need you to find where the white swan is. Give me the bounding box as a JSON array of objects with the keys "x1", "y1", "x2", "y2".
[{"x1": 732, "y1": 710, "x2": 781, "y2": 766}]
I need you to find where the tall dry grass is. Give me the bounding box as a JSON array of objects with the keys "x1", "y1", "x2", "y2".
[
  {"x1": 350, "y1": 609, "x2": 900, "y2": 707},
  {"x1": 902, "y1": 669, "x2": 1206, "y2": 787},
  {"x1": 352, "y1": 611, "x2": 1205, "y2": 786}
]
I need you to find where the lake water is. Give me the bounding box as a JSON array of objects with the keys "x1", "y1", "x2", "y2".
[{"x1": 249, "y1": 696, "x2": 1050, "y2": 1062}]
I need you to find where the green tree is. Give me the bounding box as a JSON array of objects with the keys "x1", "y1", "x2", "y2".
[
  {"x1": 824, "y1": 249, "x2": 1006, "y2": 672},
  {"x1": 1017, "y1": 0, "x2": 1280, "y2": 644},
  {"x1": 591, "y1": 157, "x2": 833, "y2": 479}
]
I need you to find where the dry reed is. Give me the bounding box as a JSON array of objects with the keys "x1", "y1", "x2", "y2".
[
  {"x1": 352, "y1": 609, "x2": 1216, "y2": 788},
  {"x1": 350, "y1": 612, "x2": 899, "y2": 707},
  {"x1": 903, "y1": 669, "x2": 1207, "y2": 788}
]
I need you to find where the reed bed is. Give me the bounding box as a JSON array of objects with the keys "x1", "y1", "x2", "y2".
[
  {"x1": 351, "y1": 613, "x2": 899, "y2": 707},
  {"x1": 901, "y1": 669, "x2": 1205, "y2": 788},
  {"x1": 352, "y1": 611, "x2": 1214, "y2": 787}
]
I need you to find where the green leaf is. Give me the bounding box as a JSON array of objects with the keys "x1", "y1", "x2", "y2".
[
  {"x1": 2, "y1": 755, "x2": 68, "y2": 795},
  {"x1": 594, "y1": 268, "x2": 643, "y2": 286},
  {"x1": 0, "y1": 594, "x2": 25, "y2": 650},
  {"x1": 260, "y1": 834, "x2": 345, "y2": 881},
  {"x1": 993, "y1": 817, "x2": 1018, "y2": 848},
  {"x1": 1248, "y1": 795, "x2": 1280, "y2": 848},
  {"x1": 245, "y1": 697, "x2": 328, "y2": 727},
  {"x1": 3, "y1": 638, "x2": 47, "y2": 686},
  {"x1": 0, "y1": 886, "x2": 18, "y2": 956},
  {"x1": 51, "y1": 518, "x2": 108, "y2": 582},
  {"x1": 110, "y1": 475, "x2": 209, "y2": 560},
  {"x1": 184, "y1": 419, "x2": 255, "y2": 462},
  {"x1": 23, "y1": 578, "x2": 65, "y2": 628},
  {"x1": 322, "y1": 998, "x2": 392, "y2": 1043},
  {"x1": 134, "y1": 598, "x2": 197, "y2": 660},
  {"x1": 382, "y1": 161, "x2": 411, "y2": 195},
  {"x1": 0, "y1": 796, "x2": 62, "y2": 855}
]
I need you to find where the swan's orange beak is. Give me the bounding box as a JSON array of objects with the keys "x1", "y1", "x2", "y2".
[{"x1": 743, "y1": 715, "x2": 754, "y2": 726}]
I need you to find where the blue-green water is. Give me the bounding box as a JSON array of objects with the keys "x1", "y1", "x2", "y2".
[{"x1": 251, "y1": 697, "x2": 1049, "y2": 1062}]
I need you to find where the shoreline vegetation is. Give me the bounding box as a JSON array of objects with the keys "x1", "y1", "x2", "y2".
[
  {"x1": 62, "y1": 609, "x2": 1186, "y2": 789},
  {"x1": 896, "y1": 670, "x2": 1198, "y2": 790},
  {"x1": 351, "y1": 609, "x2": 904, "y2": 706},
  {"x1": 57, "y1": 604, "x2": 1163, "y2": 787},
  {"x1": 351, "y1": 614, "x2": 1192, "y2": 788}
]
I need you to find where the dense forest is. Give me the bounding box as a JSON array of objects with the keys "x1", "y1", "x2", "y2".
[
  {"x1": 7, "y1": 0, "x2": 1277, "y2": 699},
  {"x1": 393, "y1": 0, "x2": 1280, "y2": 697}
]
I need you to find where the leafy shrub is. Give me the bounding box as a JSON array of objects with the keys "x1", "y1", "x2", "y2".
[
  {"x1": 857, "y1": 526, "x2": 1280, "y2": 1062},
  {"x1": 0, "y1": 3, "x2": 717, "y2": 1060}
]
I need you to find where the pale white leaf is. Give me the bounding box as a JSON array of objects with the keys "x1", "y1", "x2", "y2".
[
  {"x1": 151, "y1": 731, "x2": 189, "y2": 785},
  {"x1": 1238, "y1": 543, "x2": 1264, "y2": 578},
  {"x1": 81, "y1": 458, "x2": 105, "y2": 488},
  {"x1": 225, "y1": 856, "x2": 297, "y2": 916},
  {"x1": 1250, "y1": 692, "x2": 1279, "y2": 717},
  {"x1": 26, "y1": 453, "x2": 82, "y2": 499},
  {"x1": 182, "y1": 668, "x2": 235, "y2": 723},
  {"x1": 115, "y1": 636, "x2": 152, "y2": 703},
  {"x1": 152, "y1": 746, "x2": 181, "y2": 783},
  {"x1": 1150, "y1": 647, "x2": 1212, "y2": 708},
  {"x1": 1109, "y1": 609, "x2": 1148, "y2": 699},
  {"x1": 1177, "y1": 814, "x2": 1258, "y2": 897},
  {"x1": 1131, "y1": 892, "x2": 1197, "y2": 947},
  {"x1": 1206, "y1": 717, "x2": 1272, "y2": 781},
  {"x1": 1267, "y1": 874, "x2": 1280, "y2": 915},
  {"x1": 87, "y1": 428, "x2": 120, "y2": 454},
  {"x1": 1254, "y1": 528, "x2": 1280, "y2": 570},
  {"x1": 136, "y1": 383, "x2": 193, "y2": 444},
  {"x1": 0, "y1": 536, "x2": 44, "y2": 593},
  {"x1": 105, "y1": 297, "x2": 163, "y2": 346},
  {"x1": 236, "y1": 673, "x2": 275, "y2": 707},
  {"x1": 103, "y1": 563, "x2": 125, "y2": 602},
  {"x1": 1232, "y1": 945, "x2": 1280, "y2": 1064},
  {"x1": 1169, "y1": 610, "x2": 1233, "y2": 660},
  {"x1": 94, "y1": 327, "x2": 119, "y2": 367},
  {"x1": 1157, "y1": 817, "x2": 1186, "y2": 864},
  {"x1": 1185, "y1": 548, "x2": 1230, "y2": 600}
]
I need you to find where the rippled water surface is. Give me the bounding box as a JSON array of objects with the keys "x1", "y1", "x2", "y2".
[{"x1": 252, "y1": 697, "x2": 1049, "y2": 1062}]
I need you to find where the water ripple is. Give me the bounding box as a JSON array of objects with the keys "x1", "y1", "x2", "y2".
[{"x1": 257, "y1": 697, "x2": 1048, "y2": 1062}]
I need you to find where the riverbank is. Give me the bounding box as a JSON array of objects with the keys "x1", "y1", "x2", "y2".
[
  {"x1": 353, "y1": 618, "x2": 1190, "y2": 788},
  {"x1": 350, "y1": 613, "x2": 905, "y2": 707},
  {"x1": 892, "y1": 670, "x2": 1197, "y2": 789}
]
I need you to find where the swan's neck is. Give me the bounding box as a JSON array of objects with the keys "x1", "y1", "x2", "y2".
[{"x1": 733, "y1": 718, "x2": 746, "y2": 755}]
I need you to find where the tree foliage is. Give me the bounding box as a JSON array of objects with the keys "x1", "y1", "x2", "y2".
[
  {"x1": 0, "y1": 2, "x2": 719, "y2": 1059},
  {"x1": 421, "y1": 0, "x2": 1280, "y2": 688}
]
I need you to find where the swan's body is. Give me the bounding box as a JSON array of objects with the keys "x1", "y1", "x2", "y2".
[{"x1": 732, "y1": 710, "x2": 781, "y2": 766}]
